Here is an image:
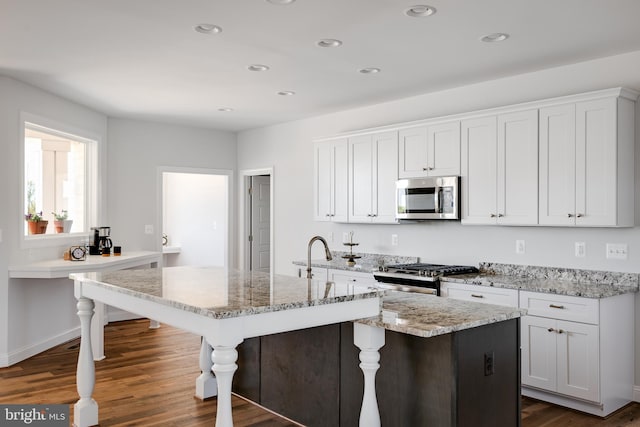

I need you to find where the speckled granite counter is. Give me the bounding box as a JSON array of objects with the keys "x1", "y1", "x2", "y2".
[
  {"x1": 72, "y1": 266, "x2": 381, "y2": 319},
  {"x1": 293, "y1": 251, "x2": 417, "y2": 273},
  {"x1": 443, "y1": 262, "x2": 639, "y2": 298},
  {"x1": 357, "y1": 291, "x2": 524, "y2": 338}
]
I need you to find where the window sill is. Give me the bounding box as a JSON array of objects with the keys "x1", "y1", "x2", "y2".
[{"x1": 21, "y1": 232, "x2": 92, "y2": 249}]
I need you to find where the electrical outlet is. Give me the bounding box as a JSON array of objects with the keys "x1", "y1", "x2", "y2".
[
  {"x1": 484, "y1": 351, "x2": 495, "y2": 376},
  {"x1": 575, "y1": 242, "x2": 586, "y2": 258},
  {"x1": 515, "y1": 240, "x2": 525, "y2": 254},
  {"x1": 145, "y1": 224, "x2": 154, "y2": 234},
  {"x1": 606, "y1": 243, "x2": 628, "y2": 260},
  {"x1": 391, "y1": 234, "x2": 398, "y2": 246}
]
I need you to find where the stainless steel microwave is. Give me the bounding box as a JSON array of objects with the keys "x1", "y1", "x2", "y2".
[{"x1": 396, "y1": 176, "x2": 460, "y2": 220}]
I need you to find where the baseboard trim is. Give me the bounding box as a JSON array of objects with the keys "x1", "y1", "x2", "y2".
[
  {"x1": 633, "y1": 385, "x2": 640, "y2": 402},
  {"x1": 0, "y1": 326, "x2": 81, "y2": 367}
]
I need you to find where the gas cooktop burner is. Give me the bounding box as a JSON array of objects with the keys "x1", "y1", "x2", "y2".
[{"x1": 373, "y1": 263, "x2": 479, "y2": 295}]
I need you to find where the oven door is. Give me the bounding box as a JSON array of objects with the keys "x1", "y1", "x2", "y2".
[{"x1": 396, "y1": 176, "x2": 459, "y2": 220}]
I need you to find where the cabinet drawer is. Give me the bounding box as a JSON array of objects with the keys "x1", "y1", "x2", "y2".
[
  {"x1": 443, "y1": 283, "x2": 518, "y2": 307},
  {"x1": 519, "y1": 291, "x2": 599, "y2": 324},
  {"x1": 329, "y1": 270, "x2": 377, "y2": 287}
]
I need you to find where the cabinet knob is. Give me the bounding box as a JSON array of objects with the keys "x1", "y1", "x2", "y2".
[
  {"x1": 557, "y1": 329, "x2": 564, "y2": 334},
  {"x1": 490, "y1": 214, "x2": 497, "y2": 218},
  {"x1": 422, "y1": 167, "x2": 434, "y2": 171},
  {"x1": 326, "y1": 214, "x2": 331, "y2": 217},
  {"x1": 547, "y1": 328, "x2": 555, "y2": 333},
  {"x1": 498, "y1": 214, "x2": 504, "y2": 218},
  {"x1": 567, "y1": 213, "x2": 574, "y2": 218},
  {"x1": 576, "y1": 213, "x2": 583, "y2": 218}
]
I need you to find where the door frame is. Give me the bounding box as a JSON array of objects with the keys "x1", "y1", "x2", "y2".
[
  {"x1": 239, "y1": 167, "x2": 274, "y2": 274},
  {"x1": 156, "y1": 166, "x2": 234, "y2": 268}
]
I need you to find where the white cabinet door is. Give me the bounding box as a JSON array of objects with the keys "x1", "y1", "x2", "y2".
[
  {"x1": 349, "y1": 135, "x2": 374, "y2": 222},
  {"x1": 349, "y1": 131, "x2": 398, "y2": 223},
  {"x1": 329, "y1": 269, "x2": 377, "y2": 287},
  {"x1": 373, "y1": 131, "x2": 399, "y2": 223},
  {"x1": 314, "y1": 139, "x2": 348, "y2": 222},
  {"x1": 461, "y1": 116, "x2": 498, "y2": 224},
  {"x1": 497, "y1": 110, "x2": 539, "y2": 225},
  {"x1": 399, "y1": 123, "x2": 460, "y2": 178},
  {"x1": 428, "y1": 121, "x2": 460, "y2": 176},
  {"x1": 555, "y1": 320, "x2": 600, "y2": 402},
  {"x1": 398, "y1": 126, "x2": 428, "y2": 178},
  {"x1": 575, "y1": 98, "x2": 617, "y2": 226},
  {"x1": 521, "y1": 315, "x2": 557, "y2": 392}
]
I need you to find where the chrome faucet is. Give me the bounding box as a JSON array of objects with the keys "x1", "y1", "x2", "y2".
[{"x1": 307, "y1": 235, "x2": 332, "y2": 279}]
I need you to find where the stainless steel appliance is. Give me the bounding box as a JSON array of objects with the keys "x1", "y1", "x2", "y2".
[
  {"x1": 396, "y1": 176, "x2": 460, "y2": 221},
  {"x1": 91, "y1": 226, "x2": 113, "y2": 254},
  {"x1": 373, "y1": 263, "x2": 478, "y2": 295}
]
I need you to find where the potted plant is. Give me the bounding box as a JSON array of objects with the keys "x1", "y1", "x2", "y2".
[
  {"x1": 25, "y1": 211, "x2": 48, "y2": 235},
  {"x1": 52, "y1": 210, "x2": 73, "y2": 233}
]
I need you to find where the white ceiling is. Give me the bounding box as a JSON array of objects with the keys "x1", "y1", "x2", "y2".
[{"x1": 2, "y1": 0, "x2": 640, "y2": 132}]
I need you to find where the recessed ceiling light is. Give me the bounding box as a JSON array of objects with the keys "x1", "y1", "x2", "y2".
[
  {"x1": 404, "y1": 5, "x2": 436, "y2": 17},
  {"x1": 267, "y1": 0, "x2": 295, "y2": 4},
  {"x1": 359, "y1": 67, "x2": 381, "y2": 74},
  {"x1": 194, "y1": 24, "x2": 222, "y2": 34},
  {"x1": 218, "y1": 108, "x2": 233, "y2": 112},
  {"x1": 317, "y1": 39, "x2": 343, "y2": 48},
  {"x1": 481, "y1": 33, "x2": 509, "y2": 43},
  {"x1": 247, "y1": 64, "x2": 270, "y2": 72},
  {"x1": 277, "y1": 91, "x2": 296, "y2": 96}
]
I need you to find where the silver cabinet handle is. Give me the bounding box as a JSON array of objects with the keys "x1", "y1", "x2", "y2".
[
  {"x1": 567, "y1": 213, "x2": 574, "y2": 218},
  {"x1": 547, "y1": 328, "x2": 555, "y2": 332},
  {"x1": 471, "y1": 294, "x2": 484, "y2": 298},
  {"x1": 498, "y1": 214, "x2": 504, "y2": 218},
  {"x1": 422, "y1": 167, "x2": 434, "y2": 171},
  {"x1": 557, "y1": 329, "x2": 564, "y2": 334},
  {"x1": 576, "y1": 213, "x2": 583, "y2": 218},
  {"x1": 549, "y1": 304, "x2": 565, "y2": 309},
  {"x1": 490, "y1": 214, "x2": 497, "y2": 218}
]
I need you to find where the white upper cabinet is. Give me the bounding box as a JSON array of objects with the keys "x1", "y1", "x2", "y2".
[
  {"x1": 398, "y1": 121, "x2": 460, "y2": 178},
  {"x1": 539, "y1": 95, "x2": 635, "y2": 226},
  {"x1": 348, "y1": 131, "x2": 398, "y2": 223},
  {"x1": 314, "y1": 138, "x2": 348, "y2": 222},
  {"x1": 462, "y1": 110, "x2": 538, "y2": 225}
]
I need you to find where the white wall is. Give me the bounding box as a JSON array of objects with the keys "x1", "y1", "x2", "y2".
[
  {"x1": 236, "y1": 50, "x2": 640, "y2": 382},
  {"x1": 163, "y1": 172, "x2": 227, "y2": 267},
  {"x1": 106, "y1": 118, "x2": 237, "y2": 262},
  {"x1": 0, "y1": 76, "x2": 108, "y2": 365}
]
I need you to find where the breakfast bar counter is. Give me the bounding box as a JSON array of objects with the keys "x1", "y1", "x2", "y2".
[{"x1": 70, "y1": 266, "x2": 382, "y2": 427}]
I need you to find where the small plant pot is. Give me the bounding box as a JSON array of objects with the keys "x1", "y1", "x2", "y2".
[
  {"x1": 54, "y1": 219, "x2": 73, "y2": 233},
  {"x1": 28, "y1": 220, "x2": 48, "y2": 235}
]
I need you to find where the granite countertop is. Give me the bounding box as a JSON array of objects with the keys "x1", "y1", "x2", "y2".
[
  {"x1": 71, "y1": 266, "x2": 381, "y2": 319},
  {"x1": 443, "y1": 262, "x2": 640, "y2": 298},
  {"x1": 357, "y1": 291, "x2": 524, "y2": 338}
]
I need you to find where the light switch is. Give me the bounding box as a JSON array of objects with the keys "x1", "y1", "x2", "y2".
[
  {"x1": 391, "y1": 234, "x2": 398, "y2": 246},
  {"x1": 575, "y1": 242, "x2": 586, "y2": 258},
  {"x1": 606, "y1": 243, "x2": 628, "y2": 260}
]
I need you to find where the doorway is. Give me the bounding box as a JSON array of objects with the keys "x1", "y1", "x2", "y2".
[
  {"x1": 160, "y1": 168, "x2": 231, "y2": 268},
  {"x1": 241, "y1": 168, "x2": 273, "y2": 273}
]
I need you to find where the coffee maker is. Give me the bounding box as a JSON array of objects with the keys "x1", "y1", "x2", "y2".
[{"x1": 91, "y1": 226, "x2": 113, "y2": 254}]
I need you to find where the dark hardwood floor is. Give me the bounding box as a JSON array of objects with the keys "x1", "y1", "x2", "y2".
[{"x1": 1, "y1": 319, "x2": 638, "y2": 426}]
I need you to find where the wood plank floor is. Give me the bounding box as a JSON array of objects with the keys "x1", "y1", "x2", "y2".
[{"x1": 1, "y1": 319, "x2": 639, "y2": 426}]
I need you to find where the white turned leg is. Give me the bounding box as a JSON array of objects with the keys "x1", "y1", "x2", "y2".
[
  {"x1": 75, "y1": 297, "x2": 99, "y2": 427},
  {"x1": 90, "y1": 301, "x2": 105, "y2": 361},
  {"x1": 195, "y1": 337, "x2": 217, "y2": 400},
  {"x1": 211, "y1": 345, "x2": 239, "y2": 427},
  {"x1": 353, "y1": 323, "x2": 385, "y2": 427}
]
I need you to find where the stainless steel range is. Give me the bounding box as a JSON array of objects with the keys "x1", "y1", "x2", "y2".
[{"x1": 373, "y1": 263, "x2": 478, "y2": 296}]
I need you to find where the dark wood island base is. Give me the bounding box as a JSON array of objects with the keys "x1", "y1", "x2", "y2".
[{"x1": 234, "y1": 318, "x2": 520, "y2": 427}]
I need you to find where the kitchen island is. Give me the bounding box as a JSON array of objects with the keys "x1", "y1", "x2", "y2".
[
  {"x1": 234, "y1": 291, "x2": 525, "y2": 426},
  {"x1": 70, "y1": 266, "x2": 382, "y2": 427}
]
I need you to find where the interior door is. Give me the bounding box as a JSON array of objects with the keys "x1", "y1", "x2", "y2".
[{"x1": 250, "y1": 175, "x2": 271, "y2": 273}]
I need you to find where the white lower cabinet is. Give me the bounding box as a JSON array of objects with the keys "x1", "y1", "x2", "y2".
[
  {"x1": 440, "y1": 282, "x2": 518, "y2": 307},
  {"x1": 443, "y1": 282, "x2": 634, "y2": 417},
  {"x1": 519, "y1": 290, "x2": 633, "y2": 416},
  {"x1": 328, "y1": 269, "x2": 377, "y2": 287}
]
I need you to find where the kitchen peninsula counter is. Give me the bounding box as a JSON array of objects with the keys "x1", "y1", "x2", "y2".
[{"x1": 71, "y1": 266, "x2": 382, "y2": 427}]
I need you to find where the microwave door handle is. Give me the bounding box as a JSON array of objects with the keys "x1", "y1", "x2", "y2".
[{"x1": 434, "y1": 187, "x2": 441, "y2": 213}]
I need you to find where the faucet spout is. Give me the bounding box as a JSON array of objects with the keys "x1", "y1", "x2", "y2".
[{"x1": 307, "y1": 235, "x2": 332, "y2": 279}]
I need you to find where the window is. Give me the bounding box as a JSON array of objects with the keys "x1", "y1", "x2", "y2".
[{"x1": 22, "y1": 116, "x2": 98, "y2": 240}]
